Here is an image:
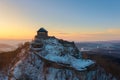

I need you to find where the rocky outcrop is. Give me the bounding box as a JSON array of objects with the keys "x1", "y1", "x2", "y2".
[{"x1": 10, "y1": 36, "x2": 117, "y2": 80}]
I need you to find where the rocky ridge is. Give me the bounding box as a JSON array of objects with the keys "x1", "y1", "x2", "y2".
[{"x1": 9, "y1": 36, "x2": 117, "y2": 80}]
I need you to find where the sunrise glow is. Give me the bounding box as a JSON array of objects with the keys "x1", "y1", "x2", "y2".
[{"x1": 0, "y1": 0, "x2": 120, "y2": 42}]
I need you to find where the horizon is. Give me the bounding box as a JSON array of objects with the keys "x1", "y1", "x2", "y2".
[
  {"x1": 0, "y1": 38, "x2": 120, "y2": 44},
  {"x1": 0, "y1": 0, "x2": 120, "y2": 42}
]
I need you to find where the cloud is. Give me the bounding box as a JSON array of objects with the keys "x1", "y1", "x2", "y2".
[
  {"x1": 59, "y1": 33, "x2": 70, "y2": 35},
  {"x1": 52, "y1": 28, "x2": 120, "y2": 41}
]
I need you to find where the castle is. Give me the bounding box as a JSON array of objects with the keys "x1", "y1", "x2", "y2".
[
  {"x1": 31, "y1": 27, "x2": 48, "y2": 51},
  {"x1": 35, "y1": 27, "x2": 48, "y2": 39}
]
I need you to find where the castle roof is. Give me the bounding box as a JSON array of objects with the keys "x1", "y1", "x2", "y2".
[{"x1": 37, "y1": 27, "x2": 48, "y2": 33}]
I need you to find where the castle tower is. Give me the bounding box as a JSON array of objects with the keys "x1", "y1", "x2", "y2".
[{"x1": 36, "y1": 27, "x2": 48, "y2": 38}]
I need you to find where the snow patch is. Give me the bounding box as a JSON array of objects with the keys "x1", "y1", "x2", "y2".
[
  {"x1": 44, "y1": 39, "x2": 64, "y2": 55},
  {"x1": 45, "y1": 53, "x2": 94, "y2": 71},
  {"x1": 13, "y1": 66, "x2": 22, "y2": 78}
]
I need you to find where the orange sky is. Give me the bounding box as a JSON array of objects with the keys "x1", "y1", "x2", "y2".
[{"x1": 0, "y1": 1, "x2": 120, "y2": 42}]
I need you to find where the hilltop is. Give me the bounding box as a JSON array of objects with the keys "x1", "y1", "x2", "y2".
[{"x1": 0, "y1": 28, "x2": 118, "y2": 80}]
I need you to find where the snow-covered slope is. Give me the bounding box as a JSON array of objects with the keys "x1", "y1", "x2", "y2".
[{"x1": 10, "y1": 37, "x2": 117, "y2": 80}]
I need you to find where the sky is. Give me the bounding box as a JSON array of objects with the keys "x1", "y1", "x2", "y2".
[{"x1": 0, "y1": 0, "x2": 120, "y2": 42}]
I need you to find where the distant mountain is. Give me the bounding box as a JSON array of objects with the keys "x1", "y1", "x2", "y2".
[
  {"x1": 0, "y1": 43, "x2": 14, "y2": 48},
  {"x1": 0, "y1": 43, "x2": 15, "y2": 52},
  {"x1": 76, "y1": 41, "x2": 120, "y2": 59}
]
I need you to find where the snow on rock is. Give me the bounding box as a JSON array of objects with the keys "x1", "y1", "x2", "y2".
[
  {"x1": 42, "y1": 38, "x2": 81, "y2": 58},
  {"x1": 11, "y1": 54, "x2": 40, "y2": 80},
  {"x1": 13, "y1": 65, "x2": 22, "y2": 78},
  {"x1": 45, "y1": 54, "x2": 70, "y2": 64},
  {"x1": 44, "y1": 38, "x2": 64, "y2": 55},
  {"x1": 0, "y1": 72, "x2": 8, "y2": 80},
  {"x1": 71, "y1": 59, "x2": 94, "y2": 71},
  {"x1": 10, "y1": 37, "x2": 117, "y2": 80},
  {"x1": 45, "y1": 53, "x2": 94, "y2": 71},
  {"x1": 41, "y1": 38, "x2": 94, "y2": 71}
]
